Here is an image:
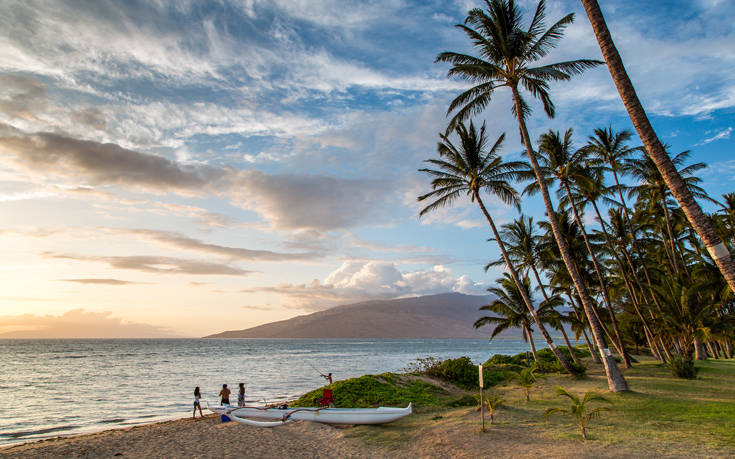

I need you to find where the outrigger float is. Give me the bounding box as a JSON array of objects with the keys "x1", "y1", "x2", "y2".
[{"x1": 207, "y1": 403, "x2": 412, "y2": 428}]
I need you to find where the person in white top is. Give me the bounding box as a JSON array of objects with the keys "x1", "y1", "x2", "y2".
[{"x1": 193, "y1": 386, "x2": 203, "y2": 418}]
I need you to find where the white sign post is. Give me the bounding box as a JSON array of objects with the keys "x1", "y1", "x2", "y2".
[{"x1": 478, "y1": 364, "x2": 485, "y2": 432}]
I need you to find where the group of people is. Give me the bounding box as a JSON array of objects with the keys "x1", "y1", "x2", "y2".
[{"x1": 192, "y1": 383, "x2": 246, "y2": 418}]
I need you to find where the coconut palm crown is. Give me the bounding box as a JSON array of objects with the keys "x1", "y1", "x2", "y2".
[
  {"x1": 418, "y1": 120, "x2": 525, "y2": 214},
  {"x1": 435, "y1": 0, "x2": 602, "y2": 131}
]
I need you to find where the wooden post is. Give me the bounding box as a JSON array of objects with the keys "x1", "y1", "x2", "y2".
[{"x1": 479, "y1": 364, "x2": 485, "y2": 432}]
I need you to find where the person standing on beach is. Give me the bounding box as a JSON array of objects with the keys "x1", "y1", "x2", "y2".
[
  {"x1": 237, "y1": 383, "x2": 246, "y2": 407},
  {"x1": 219, "y1": 384, "x2": 231, "y2": 405},
  {"x1": 193, "y1": 387, "x2": 203, "y2": 418}
]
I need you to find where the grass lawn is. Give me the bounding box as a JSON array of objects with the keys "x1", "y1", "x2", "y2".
[{"x1": 344, "y1": 357, "x2": 735, "y2": 457}]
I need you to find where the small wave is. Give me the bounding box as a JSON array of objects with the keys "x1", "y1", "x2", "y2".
[
  {"x1": 99, "y1": 418, "x2": 125, "y2": 424},
  {"x1": 50, "y1": 355, "x2": 87, "y2": 360},
  {"x1": 6, "y1": 425, "x2": 80, "y2": 438}
]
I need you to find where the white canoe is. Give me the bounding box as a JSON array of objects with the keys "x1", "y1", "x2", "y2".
[{"x1": 208, "y1": 403, "x2": 412, "y2": 426}]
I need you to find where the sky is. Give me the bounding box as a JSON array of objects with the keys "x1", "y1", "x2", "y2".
[{"x1": 0, "y1": 0, "x2": 733, "y2": 338}]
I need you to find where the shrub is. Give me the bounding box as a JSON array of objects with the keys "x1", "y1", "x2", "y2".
[
  {"x1": 402, "y1": 356, "x2": 442, "y2": 374},
  {"x1": 425, "y1": 356, "x2": 478, "y2": 390},
  {"x1": 291, "y1": 373, "x2": 446, "y2": 408},
  {"x1": 423, "y1": 356, "x2": 510, "y2": 390},
  {"x1": 668, "y1": 355, "x2": 699, "y2": 379}
]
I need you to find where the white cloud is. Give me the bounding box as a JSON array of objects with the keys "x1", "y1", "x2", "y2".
[
  {"x1": 698, "y1": 126, "x2": 732, "y2": 145},
  {"x1": 245, "y1": 261, "x2": 486, "y2": 310}
]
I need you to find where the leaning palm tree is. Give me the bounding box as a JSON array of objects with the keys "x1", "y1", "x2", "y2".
[
  {"x1": 532, "y1": 128, "x2": 631, "y2": 367},
  {"x1": 475, "y1": 273, "x2": 539, "y2": 361},
  {"x1": 418, "y1": 120, "x2": 576, "y2": 374},
  {"x1": 436, "y1": 0, "x2": 628, "y2": 390},
  {"x1": 579, "y1": 0, "x2": 735, "y2": 293},
  {"x1": 545, "y1": 386, "x2": 611, "y2": 440}
]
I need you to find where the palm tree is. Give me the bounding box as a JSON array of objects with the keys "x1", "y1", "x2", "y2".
[
  {"x1": 532, "y1": 129, "x2": 631, "y2": 367},
  {"x1": 579, "y1": 0, "x2": 735, "y2": 293},
  {"x1": 436, "y1": 0, "x2": 628, "y2": 390},
  {"x1": 475, "y1": 273, "x2": 540, "y2": 361},
  {"x1": 509, "y1": 367, "x2": 538, "y2": 402},
  {"x1": 417, "y1": 120, "x2": 575, "y2": 374},
  {"x1": 545, "y1": 386, "x2": 611, "y2": 440},
  {"x1": 626, "y1": 148, "x2": 713, "y2": 274},
  {"x1": 537, "y1": 295, "x2": 582, "y2": 366},
  {"x1": 485, "y1": 392, "x2": 504, "y2": 424}
]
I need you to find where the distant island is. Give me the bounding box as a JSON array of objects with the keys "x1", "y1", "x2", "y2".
[{"x1": 205, "y1": 292, "x2": 497, "y2": 339}]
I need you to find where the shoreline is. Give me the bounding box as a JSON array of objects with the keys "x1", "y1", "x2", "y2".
[{"x1": 3, "y1": 359, "x2": 734, "y2": 458}]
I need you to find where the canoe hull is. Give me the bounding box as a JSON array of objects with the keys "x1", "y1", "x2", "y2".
[{"x1": 208, "y1": 403, "x2": 412, "y2": 425}]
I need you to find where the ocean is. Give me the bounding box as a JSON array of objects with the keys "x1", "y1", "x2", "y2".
[{"x1": 0, "y1": 338, "x2": 541, "y2": 447}]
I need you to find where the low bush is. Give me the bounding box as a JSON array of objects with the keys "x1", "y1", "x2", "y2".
[
  {"x1": 668, "y1": 355, "x2": 699, "y2": 379},
  {"x1": 423, "y1": 356, "x2": 513, "y2": 390},
  {"x1": 291, "y1": 373, "x2": 447, "y2": 408}
]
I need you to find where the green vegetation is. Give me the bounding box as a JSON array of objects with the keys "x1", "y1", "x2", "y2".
[
  {"x1": 342, "y1": 358, "x2": 735, "y2": 456},
  {"x1": 290, "y1": 373, "x2": 448, "y2": 408},
  {"x1": 545, "y1": 387, "x2": 611, "y2": 440},
  {"x1": 667, "y1": 355, "x2": 699, "y2": 379},
  {"x1": 423, "y1": 0, "x2": 735, "y2": 393},
  {"x1": 484, "y1": 392, "x2": 504, "y2": 424},
  {"x1": 508, "y1": 368, "x2": 538, "y2": 402}
]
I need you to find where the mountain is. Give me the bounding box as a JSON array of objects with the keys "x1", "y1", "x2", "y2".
[{"x1": 205, "y1": 292, "x2": 496, "y2": 339}]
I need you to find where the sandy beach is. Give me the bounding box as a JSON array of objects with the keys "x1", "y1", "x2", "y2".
[{"x1": 3, "y1": 403, "x2": 731, "y2": 459}]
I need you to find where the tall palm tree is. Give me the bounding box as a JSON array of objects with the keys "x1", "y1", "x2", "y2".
[
  {"x1": 532, "y1": 129, "x2": 631, "y2": 367},
  {"x1": 626, "y1": 148, "x2": 712, "y2": 274},
  {"x1": 436, "y1": 0, "x2": 628, "y2": 390},
  {"x1": 475, "y1": 273, "x2": 539, "y2": 361},
  {"x1": 579, "y1": 0, "x2": 735, "y2": 293},
  {"x1": 417, "y1": 120, "x2": 576, "y2": 374}
]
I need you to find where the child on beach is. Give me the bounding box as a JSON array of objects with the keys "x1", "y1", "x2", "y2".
[
  {"x1": 238, "y1": 383, "x2": 245, "y2": 407},
  {"x1": 193, "y1": 387, "x2": 203, "y2": 418},
  {"x1": 219, "y1": 384, "x2": 231, "y2": 405}
]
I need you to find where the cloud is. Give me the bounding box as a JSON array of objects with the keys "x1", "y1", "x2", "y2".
[
  {"x1": 242, "y1": 304, "x2": 273, "y2": 311},
  {"x1": 69, "y1": 107, "x2": 107, "y2": 131},
  {"x1": 0, "y1": 309, "x2": 180, "y2": 338},
  {"x1": 0, "y1": 74, "x2": 46, "y2": 119},
  {"x1": 698, "y1": 126, "x2": 732, "y2": 145},
  {"x1": 43, "y1": 253, "x2": 253, "y2": 276},
  {"x1": 61, "y1": 278, "x2": 141, "y2": 285},
  {"x1": 0, "y1": 125, "x2": 402, "y2": 231},
  {"x1": 245, "y1": 261, "x2": 486, "y2": 310},
  {"x1": 121, "y1": 228, "x2": 323, "y2": 261},
  {"x1": 0, "y1": 125, "x2": 225, "y2": 193},
  {"x1": 230, "y1": 170, "x2": 395, "y2": 231}
]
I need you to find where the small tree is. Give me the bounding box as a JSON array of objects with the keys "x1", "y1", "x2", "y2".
[
  {"x1": 485, "y1": 393, "x2": 504, "y2": 424},
  {"x1": 509, "y1": 368, "x2": 537, "y2": 402},
  {"x1": 545, "y1": 387, "x2": 611, "y2": 440}
]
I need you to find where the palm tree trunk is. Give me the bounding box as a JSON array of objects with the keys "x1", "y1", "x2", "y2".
[
  {"x1": 511, "y1": 86, "x2": 628, "y2": 391},
  {"x1": 610, "y1": 168, "x2": 670, "y2": 318},
  {"x1": 591, "y1": 199, "x2": 660, "y2": 361},
  {"x1": 566, "y1": 291, "x2": 602, "y2": 364},
  {"x1": 580, "y1": 0, "x2": 735, "y2": 294},
  {"x1": 694, "y1": 338, "x2": 706, "y2": 361},
  {"x1": 659, "y1": 196, "x2": 681, "y2": 275},
  {"x1": 523, "y1": 324, "x2": 539, "y2": 362},
  {"x1": 562, "y1": 182, "x2": 631, "y2": 367},
  {"x1": 474, "y1": 192, "x2": 576, "y2": 374},
  {"x1": 530, "y1": 266, "x2": 581, "y2": 365}
]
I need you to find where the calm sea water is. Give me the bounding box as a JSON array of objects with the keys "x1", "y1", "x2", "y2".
[{"x1": 0, "y1": 338, "x2": 541, "y2": 446}]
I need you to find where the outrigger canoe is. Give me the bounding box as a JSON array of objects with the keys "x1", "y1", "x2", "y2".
[{"x1": 208, "y1": 403, "x2": 412, "y2": 427}]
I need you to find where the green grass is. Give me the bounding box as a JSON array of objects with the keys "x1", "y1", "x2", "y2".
[{"x1": 336, "y1": 358, "x2": 735, "y2": 456}]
